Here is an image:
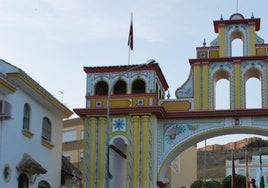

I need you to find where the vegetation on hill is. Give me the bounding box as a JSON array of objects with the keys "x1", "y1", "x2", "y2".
[{"x1": 244, "y1": 138, "x2": 268, "y2": 148}]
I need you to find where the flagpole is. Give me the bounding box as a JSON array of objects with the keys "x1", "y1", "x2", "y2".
[
  {"x1": 232, "y1": 150, "x2": 237, "y2": 188},
  {"x1": 259, "y1": 148, "x2": 265, "y2": 188},
  {"x1": 245, "y1": 149, "x2": 250, "y2": 188},
  {"x1": 127, "y1": 12, "x2": 133, "y2": 65},
  {"x1": 128, "y1": 43, "x2": 131, "y2": 65}
]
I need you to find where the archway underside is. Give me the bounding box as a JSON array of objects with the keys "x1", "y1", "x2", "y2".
[{"x1": 158, "y1": 124, "x2": 268, "y2": 184}]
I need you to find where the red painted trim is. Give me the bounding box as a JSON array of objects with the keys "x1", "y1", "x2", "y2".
[
  {"x1": 110, "y1": 145, "x2": 127, "y2": 159},
  {"x1": 213, "y1": 18, "x2": 260, "y2": 33},
  {"x1": 189, "y1": 56, "x2": 268, "y2": 65},
  {"x1": 74, "y1": 107, "x2": 268, "y2": 120}
]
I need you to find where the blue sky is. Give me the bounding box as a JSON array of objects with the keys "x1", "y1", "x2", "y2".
[{"x1": 0, "y1": 0, "x2": 267, "y2": 145}]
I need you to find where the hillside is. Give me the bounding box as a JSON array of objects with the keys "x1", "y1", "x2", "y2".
[{"x1": 197, "y1": 147, "x2": 268, "y2": 180}]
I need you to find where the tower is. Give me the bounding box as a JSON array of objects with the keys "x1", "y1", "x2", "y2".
[
  {"x1": 75, "y1": 61, "x2": 169, "y2": 188},
  {"x1": 176, "y1": 13, "x2": 268, "y2": 110}
]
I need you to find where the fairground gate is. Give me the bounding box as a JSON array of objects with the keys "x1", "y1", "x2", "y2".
[{"x1": 74, "y1": 13, "x2": 268, "y2": 188}]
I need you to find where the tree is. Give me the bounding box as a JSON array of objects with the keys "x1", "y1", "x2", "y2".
[
  {"x1": 221, "y1": 174, "x2": 246, "y2": 188},
  {"x1": 244, "y1": 139, "x2": 268, "y2": 148},
  {"x1": 191, "y1": 179, "x2": 220, "y2": 188}
]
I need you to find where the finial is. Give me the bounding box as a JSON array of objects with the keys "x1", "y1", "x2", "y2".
[
  {"x1": 220, "y1": 14, "x2": 223, "y2": 20},
  {"x1": 167, "y1": 91, "x2": 170, "y2": 99},
  {"x1": 203, "y1": 38, "x2": 206, "y2": 47},
  {"x1": 251, "y1": 12, "x2": 254, "y2": 19}
]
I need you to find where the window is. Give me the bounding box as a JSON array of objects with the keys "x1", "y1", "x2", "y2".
[
  {"x1": 38, "y1": 180, "x2": 50, "y2": 188},
  {"x1": 18, "y1": 173, "x2": 28, "y2": 188},
  {"x1": 80, "y1": 130, "x2": 84, "y2": 139},
  {"x1": 95, "y1": 81, "x2": 108, "y2": 95},
  {"x1": 80, "y1": 152, "x2": 84, "y2": 162},
  {"x1": 22, "y1": 103, "x2": 30, "y2": 131},
  {"x1": 113, "y1": 80, "x2": 127, "y2": 94},
  {"x1": 62, "y1": 129, "x2": 77, "y2": 142},
  {"x1": 42, "y1": 117, "x2": 51, "y2": 142},
  {"x1": 132, "y1": 79, "x2": 146, "y2": 94}
]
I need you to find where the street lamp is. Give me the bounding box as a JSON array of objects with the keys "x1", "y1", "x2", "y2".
[{"x1": 105, "y1": 59, "x2": 155, "y2": 188}]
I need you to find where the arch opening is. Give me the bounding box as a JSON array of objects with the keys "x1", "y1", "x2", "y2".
[
  {"x1": 231, "y1": 30, "x2": 244, "y2": 57},
  {"x1": 109, "y1": 136, "x2": 127, "y2": 188},
  {"x1": 95, "y1": 81, "x2": 108, "y2": 95},
  {"x1": 113, "y1": 80, "x2": 127, "y2": 95},
  {"x1": 245, "y1": 68, "x2": 262, "y2": 109},
  {"x1": 158, "y1": 127, "x2": 268, "y2": 185}
]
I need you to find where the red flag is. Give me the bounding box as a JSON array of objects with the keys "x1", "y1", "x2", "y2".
[
  {"x1": 245, "y1": 150, "x2": 250, "y2": 188},
  {"x1": 128, "y1": 13, "x2": 133, "y2": 50},
  {"x1": 232, "y1": 151, "x2": 237, "y2": 188}
]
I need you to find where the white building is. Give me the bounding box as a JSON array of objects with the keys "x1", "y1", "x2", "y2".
[
  {"x1": 0, "y1": 60, "x2": 72, "y2": 187},
  {"x1": 226, "y1": 154, "x2": 268, "y2": 188}
]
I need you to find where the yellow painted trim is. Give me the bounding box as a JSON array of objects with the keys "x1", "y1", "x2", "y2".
[
  {"x1": 22, "y1": 129, "x2": 34, "y2": 138},
  {"x1": 7, "y1": 72, "x2": 72, "y2": 117},
  {"x1": 132, "y1": 116, "x2": 139, "y2": 188},
  {"x1": 89, "y1": 118, "x2": 97, "y2": 188},
  {"x1": 219, "y1": 26, "x2": 225, "y2": 57},
  {"x1": 41, "y1": 140, "x2": 54, "y2": 149},
  {"x1": 202, "y1": 64, "x2": 209, "y2": 110},
  {"x1": 234, "y1": 63, "x2": 241, "y2": 109},
  {"x1": 249, "y1": 25, "x2": 256, "y2": 56},
  {"x1": 99, "y1": 117, "x2": 106, "y2": 188},
  {"x1": 0, "y1": 78, "x2": 16, "y2": 93},
  {"x1": 194, "y1": 66, "x2": 200, "y2": 110},
  {"x1": 141, "y1": 116, "x2": 149, "y2": 187}
]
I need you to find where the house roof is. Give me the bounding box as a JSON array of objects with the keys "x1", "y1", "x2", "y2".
[{"x1": 0, "y1": 59, "x2": 73, "y2": 118}]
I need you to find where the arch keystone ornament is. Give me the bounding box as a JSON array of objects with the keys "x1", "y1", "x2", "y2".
[{"x1": 74, "y1": 13, "x2": 268, "y2": 188}]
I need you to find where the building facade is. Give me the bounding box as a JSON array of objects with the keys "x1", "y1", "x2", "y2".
[
  {"x1": 62, "y1": 118, "x2": 84, "y2": 173},
  {"x1": 74, "y1": 12, "x2": 268, "y2": 188},
  {"x1": 0, "y1": 60, "x2": 72, "y2": 187}
]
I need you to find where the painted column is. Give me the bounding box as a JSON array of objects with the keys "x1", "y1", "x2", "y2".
[
  {"x1": 202, "y1": 61, "x2": 209, "y2": 110},
  {"x1": 141, "y1": 115, "x2": 150, "y2": 187},
  {"x1": 234, "y1": 60, "x2": 241, "y2": 109},
  {"x1": 89, "y1": 117, "x2": 97, "y2": 188},
  {"x1": 98, "y1": 117, "x2": 106, "y2": 188},
  {"x1": 248, "y1": 23, "x2": 256, "y2": 56},
  {"x1": 83, "y1": 118, "x2": 90, "y2": 188},
  {"x1": 132, "y1": 115, "x2": 140, "y2": 187},
  {"x1": 218, "y1": 24, "x2": 226, "y2": 57},
  {"x1": 194, "y1": 63, "x2": 201, "y2": 110}
]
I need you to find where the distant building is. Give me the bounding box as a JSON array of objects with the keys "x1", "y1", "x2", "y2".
[
  {"x1": 226, "y1": 155, "x2": 268, "y2": 188},
  {"x1": 62, "y1": 118, "x2": 84, "y2": 173},
  {"x1": 0, "y1": 60, "x2": 72, "y2": 187}
]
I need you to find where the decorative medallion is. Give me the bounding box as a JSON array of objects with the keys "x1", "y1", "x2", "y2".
[{"x1": 112, "y1": 118, "x2": 126, "y2": 132}]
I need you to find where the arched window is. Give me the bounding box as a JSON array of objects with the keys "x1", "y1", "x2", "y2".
[
  {"x1": 232, "y1": 38, "x2": 243, "y2": 56},
  {"x1": 113, "y1": 80, "x2": 127, "y2": 94},
  {"x1": 213, "y1": 70, "x2": 230, "y2": 109},
  {"x1": 38, "y1": 180, "x2": 50, "y2": 188},
  {"x1": 215, "y1": 79, "x2": 230, "y2": 109},
  {"x1": 110, "y1": 137, "x2": 127, "y2": 188},
  {"x1": 231, "y1": 30, "x2": 244, "y2": 57},
  {"x1": 246, "y1": 77, "x2": 261, "y2": 108},
  {"x1": 18, "y1": 173, "x2": 28, "y2": 188},
  {"x1": 42, "y1": 117, "x2": 52, "y2": 142},
  {"x1": 132, "y1": 79, "x2": 146, "y2": 94},
  {"x1": 245, "y1": 68, "x2": 262, "y2": 108},
  {"x1": 22, "y1": 103, "x2": 30, "y2": 131},
  {"x1": 95, "y1": 81, "x2": 108, "y2": 95}
]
